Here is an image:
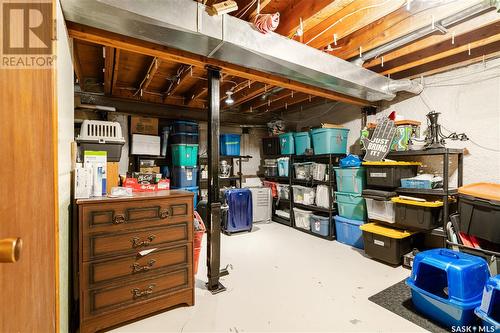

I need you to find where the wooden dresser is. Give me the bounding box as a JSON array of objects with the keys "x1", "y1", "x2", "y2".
[{"x1": 74, "y1": 190, "x2": 194, "y2": 333}]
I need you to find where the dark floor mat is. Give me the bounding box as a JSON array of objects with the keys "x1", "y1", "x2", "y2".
[{"x1": 369, "y1": 279, "x2": 449, "y2": 333}]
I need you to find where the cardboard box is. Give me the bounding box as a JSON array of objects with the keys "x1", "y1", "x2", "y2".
[
  {"x1": 106, "y1": 162, "x2": 119, "y2": 194},
  {"x1": 131, "y1": 116, "x2": 158, "y2": 135}
]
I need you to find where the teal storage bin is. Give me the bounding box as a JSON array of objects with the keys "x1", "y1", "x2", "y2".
[
  {"x1": 311, "y1": 128, "x2": 349, "y2": 155},
  {"x1": 171, "y1": 144, "x2": 198, "y2": 166},
  {"x1": 279, "y1": 132, "x2": 295, "y2": 155},
  {"x1": 333, "y1": 167, "x2": 366, "y2": 194},
  {"x1": 293, "y1": 132, "x2": 312, "y2": 155},
  {"x1": 335, "y1": 191, "x2": 366, "y2": 220}
]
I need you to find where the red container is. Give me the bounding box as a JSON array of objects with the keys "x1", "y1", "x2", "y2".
[
  {"x1": 194, "y1": 211, "x2": 205, "y2": 275},
  {"x1": 263, "y1": 180, "x2": 278, "y2": 198}
]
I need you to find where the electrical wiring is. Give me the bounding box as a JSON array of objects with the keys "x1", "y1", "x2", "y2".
[
  {"x1": 235, "y1": 0, "x2": 256, "y2": 18},
  {"x1": 305, "y1": 0, "x2": 399, "y2": 46}
]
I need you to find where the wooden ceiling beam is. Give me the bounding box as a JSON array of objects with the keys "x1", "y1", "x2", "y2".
[
  {"x1": 72, "y1": 41, "x2": 85, "y2": 91},
  {"x1": 115, "y1": 86, "x2": 205, "y2": 108},
  {"x1": 229, "y1": 82, "x2": 271, "y2": 108},
  {"x1": 303, "y1": 0, "x2": 405, "y2": 50},
  {"x1": 369, "y1": 21, "x2": 500, "y2": 75},
  {"x1": 363, "y1": 13, "x2": 500, "y2": 69},
  {"x1": 135, "y1": 57, "x2": 161, "y2": 95},
  {"x1": 331, "y1": 0, "x2": 492, "y2": 60},
  {"x1": 249, "y1": 0, "x2": 272, "y2": 19},
  {"x1": 111, "y1": 48, "x2": 120, "y2": 95},
  {"x1": 166, "y1": 64, "x2": 193, "y2": 96},
  {"x1": 276, "y1": 0, "x2": 354, "y2": 38},
  {"x1": 103, "y1": 46, "x2": 115, "y2": 96},
  {"x1": 392, "y1": 39, "x2": 500, "y2": 79},
  {"x1": 241, "y1": 88, "x2": 292, "y2": 112},
  {"x1": 66, "y1": 22, "x2": 369, "y2": 106},
  {"x1": 259, "y1": 92, "x2": 312, "y2": 113}
]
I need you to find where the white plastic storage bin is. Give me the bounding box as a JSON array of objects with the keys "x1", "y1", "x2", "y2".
[
  {"x1": 311, "y1": 163, "x2": 327, "y2": 181},
  {"x1": 365, "y1": 197, "x2": 396, "y2": 224},
  {"x1": 315, "y1": 185, "x2": 331, "y2": 208},
  {"x1": 292, "y1": 185, "x2": 316, "y2": 205},
  {"x1": 76, "y1": 120, "x2": 125, "y2": 162},
  {"x1": 294, "y1": 162, "x2": 313, "y2": 179},
  {"x1": 277, "y1": 184, "x2": 290, "y2": 200},
  {"x1": 293, "y1": 207, "x2": 313, "y2": 230},
  {"x1": 131, "y1": 134, "x2": 161, "y2": 156},
  {"x1": 275, "y1": 210, "x2": 290, "y2": 219},
  {"x1": 249, "y1": 187, "x2": 272, "y2": 223}
]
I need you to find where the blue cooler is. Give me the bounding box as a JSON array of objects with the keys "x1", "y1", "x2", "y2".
[
  {"x1": 172, "y1": 186, "x2": 199, "y2": 209},
  {"x1": 171, "y1": 166, "x2": 198, "y2": 188},
  {"x1": 220, "y1": 134, "x2": 241, "y2": 156},
  {"x1": 475, "y1": 275, "x2": 500, "y2": 330},
  {"x1": 293, "y1": 132, "x2": 312, "y2": 155},
  {"x1": 335, "y1": 191, "x2": 366, "y2": 220},
  {"x1": 311, "y1": 128, "x2": 349, "y2": 155},
  {"x1": 406, "y1": 249, "x2": 490, "y2": 328},
  {"x1": 279, "y1": 132, "x2": 295, "y2": 155},
  {"x1": 334, "y1": 215, "x2": 364, "y2": 249}
]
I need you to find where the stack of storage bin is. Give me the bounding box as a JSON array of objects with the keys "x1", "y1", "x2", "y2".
[
  {"x1": 170, "y1": 120, "x2": 199, "y2": 208},
  {"x1": 333, "y1": 166, "x2": 366, "y2": 249},
  {"x1": 360, "y1": 161, "x2": 424, "y2": 265}
]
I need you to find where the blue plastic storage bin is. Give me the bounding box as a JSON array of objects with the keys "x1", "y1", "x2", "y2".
[
  {"x1": 277, "y1": 157, "x2": 290, "y2": 177},
  {"x1": 294, "y1": 132, "x2": 312, "y2": 155},
  {"x1": 333, "y1": 167, "x2": 366, "y2": 194},
  {"x1": 279, "y1": 132, "x2": 295, "y2": 155},
  {"x1": 334, "y1": 215, "x2": 364, "y2": 249},
  {"x1": 220, "y1": 134, "x2": 241, "y2": 156},
  {"x1": 335, "y1": 191, "x2": 366, "y2": 220},
  {"x1": 173, "y1": 186, "x2": 199, "y2": 209},
  {"x1": 310, "y1": 214, "x2": 332, "y2": 237},
  {"x1": 406, "y1": 249, "x2": 490, "y2": 328},
  {"x1": 475, "y1": 275, "x2": 500, "y2": 330},
  {"x1": 311, "y1": 128, "x2": 349, "y2": 155},
  {"x1": 171, "y1": 166, "x2": 198, "y2": 188}
]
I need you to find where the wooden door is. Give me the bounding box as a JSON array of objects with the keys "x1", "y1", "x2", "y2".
[{"x1": 0, "y1": 1, "x2": 58, "y2": 330}]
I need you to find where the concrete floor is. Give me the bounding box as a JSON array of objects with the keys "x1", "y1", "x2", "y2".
[{"x1": 113, "y1": 222, "x2": 426, "y2": 332}]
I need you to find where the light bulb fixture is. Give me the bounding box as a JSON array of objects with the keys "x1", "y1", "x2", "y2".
[
  {"x1": 325, "y1": 44, "x2": 333, "y2": 52},
  {"x1": 225, "y1": 91, "x2": 234, "y2": 104}
]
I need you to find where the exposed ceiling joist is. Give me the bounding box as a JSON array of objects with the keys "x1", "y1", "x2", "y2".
[
  {"x1": 166, "y1": 64, "x2": 193, "y2": 96},
  {"x1": 103, "y1": 46, "x2": 115, "y2": 95},
  {"x1": 276, "y1": 0, "x2": 354, "y2": 38},
  {"x1": 303, "y1": 0, "x2": 405, "y2": 49},
  {"x1": 242, "y1": 88, "x2": 292, "y2": 112},
  {"x1": 72, "y1": 41, "x2": 85, "y2": 91},
  {"x1": 65, "y1": 19, "x2": 370, "y2": 106},
  {"x1": 111, "y1": 48, "x2": 120, "y2": 95},
  {"x1": 249, "y1": 0, "x2": 272, "y2": 19},
  {"x1": 229, "y1": 82, "x2": 271, "y2": 108},
  {"x1": 135, "y1": 57, "x2": 161, "y2": 95}
]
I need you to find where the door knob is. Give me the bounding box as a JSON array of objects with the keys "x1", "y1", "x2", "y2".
[{"x1": 0, "y1": 238, "x2": 22, "y2": 263}]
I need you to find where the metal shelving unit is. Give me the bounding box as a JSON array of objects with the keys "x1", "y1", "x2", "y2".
[
  {"x1": 199, "y1": 155, "x2": 253, "y2": 189},
  {"x1": 387, "y1": 147, "x2": 464, "y2": 244},
  {"x1": 264, "y1": 153, "x2": 344, "y2": 240}
]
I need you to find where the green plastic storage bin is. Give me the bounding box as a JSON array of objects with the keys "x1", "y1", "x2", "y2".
[
  {"x1": 293, "y1": 132, "x2": 311, "y2": 155},
  {"x1": 279, "y1": 132, "x2": 295, "y2": 155},
  {"x1": 311, "y1": 128, "x2": 349, "y2": 155},
  {"x1": 333, "y1": 167, "x2": 366, "y2": 194},
  {"x1": 171, "y1": 144, "x2": 198, "y2": 166},
  {"x1": 335, "y1": 191, "x2": 366, "y2": 220}
]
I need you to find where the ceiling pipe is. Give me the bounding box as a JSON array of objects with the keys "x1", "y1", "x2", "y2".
[{"x1": 351, "y1": 0, "x2": 496, "y2": 67}]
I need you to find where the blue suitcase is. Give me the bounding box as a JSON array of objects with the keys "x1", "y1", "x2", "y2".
[{"x1": 222, "y1": 188, "x2": 253, "y2": 234}]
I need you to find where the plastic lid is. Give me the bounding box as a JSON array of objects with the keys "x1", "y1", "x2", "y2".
[
  {"x1": 359, "y1": 223, "x2": 415, "y2": 239},
  {"x1": 363, "y1": 161, "x2": 421, "y2": 166},
  {"x1": 391, "y1": 197, "x2": 443, "y2": 207},
  {"x1": 458, "y1": 183, "x2": 500, "y2": 201}
]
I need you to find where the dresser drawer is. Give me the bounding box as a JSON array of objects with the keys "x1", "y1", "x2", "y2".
[
  {"x1": 80, "y1": 197, "x2": 192, "y2": 234},
  {"x1": 82, "y1": 223, "x2": 191, "y2": 261},
  {"x1": 83, "y1": 243, "x2": 192, "y2": 288},
  {"x1": 84, "y1": 267, "x2": 192, "y2": 318}
]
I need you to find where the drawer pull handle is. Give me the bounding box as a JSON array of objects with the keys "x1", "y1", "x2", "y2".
[
  {"x1": 159, "y1": 209, "x2": 170, "y2": 219},
  {"x1": 131, "y1": 259, "x2": 156, "y2": 273},
  {"x1": 131, "y1": 284, "x2": 155, "y2": 299},
  {"x1": 131, "y1": 235, "x2": 156, "y2": 248},
  {"x1": 113, "y1": 214, "x2": 126, "y2": 224}
]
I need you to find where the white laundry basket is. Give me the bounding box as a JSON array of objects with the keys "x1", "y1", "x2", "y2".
[{"x1": 76, "y1": 120, "x2": 125, "y2": 162}]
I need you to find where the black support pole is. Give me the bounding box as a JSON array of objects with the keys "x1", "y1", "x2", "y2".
[{"x1": 206, "y1": 66, "x2": 226, "y2": 294}]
